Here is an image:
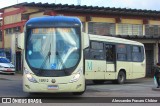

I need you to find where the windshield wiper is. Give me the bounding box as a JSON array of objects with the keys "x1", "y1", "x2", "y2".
[
  {"x1": 40, "y1": 44, "x2": 51, "y2": 69},
  {"x1": 56, "y1": 51, "x2": 68, "y2": 75}
]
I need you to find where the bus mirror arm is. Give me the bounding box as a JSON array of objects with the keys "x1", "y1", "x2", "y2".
[{"x1": 82, "y1": 32, "x2": 89, "y2": 49}]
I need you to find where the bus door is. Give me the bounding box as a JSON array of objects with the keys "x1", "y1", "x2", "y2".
[{"x1": 105, "y1": 44, "x2": 116, "y2": 79}]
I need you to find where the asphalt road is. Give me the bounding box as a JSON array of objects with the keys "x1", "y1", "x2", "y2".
[
  {"x1": 0, "y1": 73, "x2": 159, "y2": 97},
  {"x1": 0, "y1": 74, "x2": 160, "y2": 106}
]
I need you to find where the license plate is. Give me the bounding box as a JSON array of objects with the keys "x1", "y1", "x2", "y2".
[
  {"x1": 6, "y1": 69, "x2": 12, "y2": 71},
  {"x1": 48, "y1": 85, "x2": 59, "y2": 90}
]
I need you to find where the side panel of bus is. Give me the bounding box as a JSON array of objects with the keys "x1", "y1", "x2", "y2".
[
  {"x1": 85, "y1": 39, "x2": 146, "y2": 81},
  {"x1": 85, "y1": 60, "x2": 106, "y2": 79}
]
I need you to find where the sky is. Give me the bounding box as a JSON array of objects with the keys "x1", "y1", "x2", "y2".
[{"x1": 0, "y1": 0, "x2": 160, "y2": 11}]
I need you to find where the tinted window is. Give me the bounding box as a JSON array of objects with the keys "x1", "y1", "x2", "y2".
[
  {"x1": 117, "y1": 44, "x2": 127, "y2": 61},
  {"x1": 91, "y1": 42, "x2": 103, "y2": 50},
  {"x1": 86, "y1": 41, "x2": 105, "y2": 60},
  {"x1": 117, "y1": 54, "x2": 127, "y2": 61},
  {"x1": 132, "y1": 46, "x2": 144, "y2": 62},
  {"x1": 90, "y1": 49, "x2": 105, "y2": 60},
  {"x1": 133, "y1": 46, "x2": 141, "y2": 52}
]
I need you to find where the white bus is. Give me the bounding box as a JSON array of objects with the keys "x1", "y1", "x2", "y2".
[
  {"x1": 18, "y1": 16, "x2": 89, "y2": 95},
  {"x1": 84, "y1": 34, "x2": 146, "y2": 84}
]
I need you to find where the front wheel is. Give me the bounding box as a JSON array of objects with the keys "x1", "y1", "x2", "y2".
[{"x1": 117, "y1": 71, "x2": 126, "y2": 84}]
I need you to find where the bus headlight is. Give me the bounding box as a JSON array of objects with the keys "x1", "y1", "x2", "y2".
[
  {"x1": 24, "y1": 69, "x2": 38, "y2": 83},
  {"x1": 70, "y1": 67, "x2": 82, "y2": 83}
]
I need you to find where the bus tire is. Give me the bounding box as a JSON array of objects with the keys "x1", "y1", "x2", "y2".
[
  {"x1": 93, "y1": 80, "x2": 105, "y2": 84},
  {"x1": 117, "y1": 71, "x2": 126, "y2": 84}
]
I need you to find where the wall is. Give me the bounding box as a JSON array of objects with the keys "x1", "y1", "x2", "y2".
[
  {"x1": 29, "y1": 12, "x2": 48, "y2": 18},
  {"x1": 149, "y1": 20, "x2": 160, "y2": 25},
  {"x1": 0, "y1": 42, "x2": 2, "y2": 48}
]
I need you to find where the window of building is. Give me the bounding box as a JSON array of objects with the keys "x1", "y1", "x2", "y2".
[
  {"x1": 88, "y1": 22, "x2": 115, "y2": 35},
  {"x1": 13, "y1": 27, "x2": 21, "y2": 33},
  {"x1": 5, "y1": 28, "x2": 12, "y2": 34},
  {"x1": 118, "y1": 24, "x2": 143, "y2": 35},
  {"x1": 145, "y1": 25, "x2": 160, "y2": 35},
  {"x1": 5, "y1": 27, "x2": 21, "y2": 35}
]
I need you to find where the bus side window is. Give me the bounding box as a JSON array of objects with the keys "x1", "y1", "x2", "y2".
[
  {"x1": 89, "y1": 41, "x2": 105, "y2": 60},
  {"x1": 132, "y1": 46, "x2": 143, "y2": 62},
  {"x1": 117, "y1": 44, "x2": 127, "y2": 61}
]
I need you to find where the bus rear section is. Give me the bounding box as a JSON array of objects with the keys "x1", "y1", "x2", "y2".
[
  {"x1": 22, "y1": 16, "x2": 86, "y2": 95},
  {"x1": 85, "y1": 34, "x2": 146, "y2": 84}
]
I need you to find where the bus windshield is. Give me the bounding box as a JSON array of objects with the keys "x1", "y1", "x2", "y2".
[{"x1": 26, "y1": 28, "x2": 80, "y2": 71}]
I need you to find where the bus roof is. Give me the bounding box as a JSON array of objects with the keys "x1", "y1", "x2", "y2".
[
  {"x1": 25, "y1": 16, "x2": 81, "y2": 28},
  {"x1": 89, "y1": 34, "x2": 144, "y2": 46}
]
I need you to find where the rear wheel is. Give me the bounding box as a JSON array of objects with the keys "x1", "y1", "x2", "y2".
[
  {"x1": 117, "y1": 71, "x2": 126, "y2": 84},
  {"x1": 92, "y1": 80, "x2": 105, "y2": 84}
]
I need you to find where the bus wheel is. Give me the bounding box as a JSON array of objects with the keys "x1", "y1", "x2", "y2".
[
  {"x1": 117, "y1": 71, "x2": 126, "y2": 84},
  {"x1": 93, "y1": 80, "x2": 105, "y2": 84}
]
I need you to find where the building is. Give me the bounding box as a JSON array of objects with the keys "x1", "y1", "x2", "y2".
[{"x1": 0, "y1": 2, "x2": 160, "y2": 76}]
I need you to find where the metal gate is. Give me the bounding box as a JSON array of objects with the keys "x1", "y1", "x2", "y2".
[{"x1": 145, "y1": 44, "x2": 154, "y2": 76}]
